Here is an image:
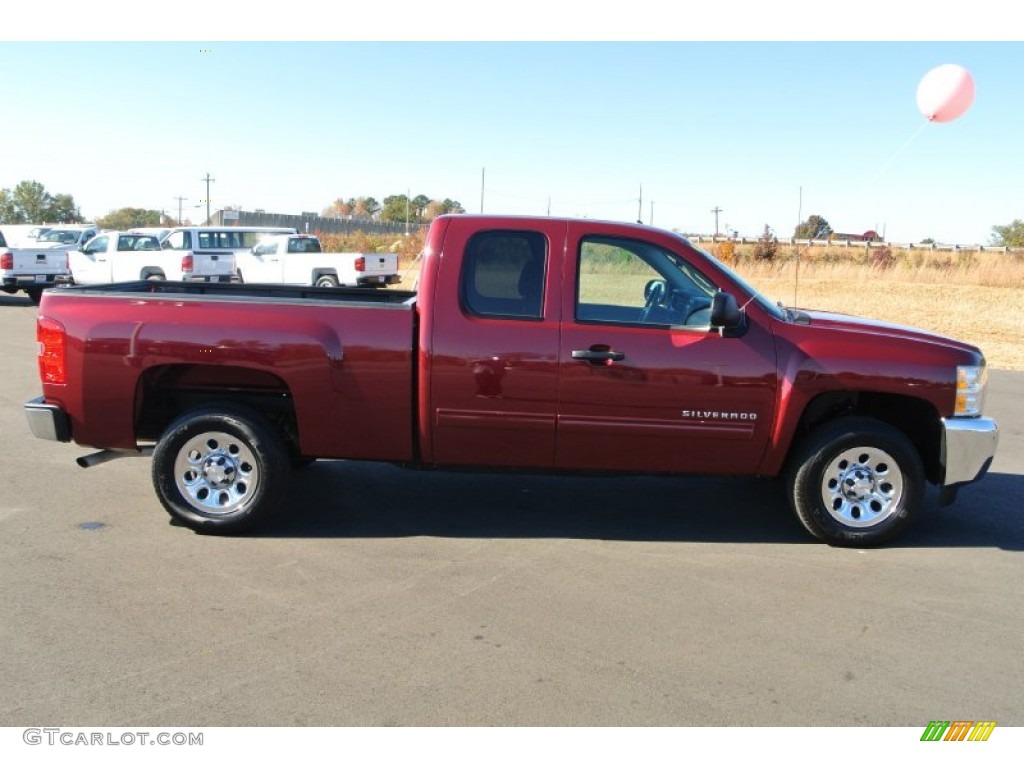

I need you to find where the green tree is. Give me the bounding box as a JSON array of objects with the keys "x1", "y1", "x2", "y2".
[
  {"x1": 380, "y1": 194, "x2": 411, "y2": 223},
  {"x1": 0, "y1": 180, "x2": 83, "y2": 223},
  {"x1": 350, "y1": 197, "x2": 380, "y2": 220},
  {"x1": 411, "y1": 194, "x2": 431, "y2": 220},
  {"x1": 96, "y1": 208, "x2": 164, "y2": 230},
  {"x1": 794, "y1": 214, "x2": 832, "y2": 239},
  {"x1": 49, "y1": 193, "x2": 84, "y2": 223},
  {"x1": 990, "y1": 219, "x2": 1024, "y2": 247}
]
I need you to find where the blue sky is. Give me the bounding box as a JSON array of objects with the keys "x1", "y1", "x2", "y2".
[{"x1": 2, "y1": 5, "x2": 1020, "y2": 244}]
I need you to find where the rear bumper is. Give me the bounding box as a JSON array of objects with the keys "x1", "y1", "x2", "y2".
[
  {"x1": 3, "y1": 275, "x2": 64, "y2": 290},
  {"x1": 940, "y1": 416, "x2": 999, "y2": 487},
  {"x1": 183, "y1": 274, "x2": 240, "y2": 283},
  {"x1": 357, "y1": 274, "x2": 400, "y2": 287},
  {"x1": 24, "y1": 397, "x2": 72, "y2": 442}
]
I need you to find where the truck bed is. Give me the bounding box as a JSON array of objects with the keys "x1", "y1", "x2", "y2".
[
  {"x1": 49, "y1": 280, "x2": 416, "y2": 304},
  {"x1": 37, "y1": 280, "x2": 419, "y2": 462}
]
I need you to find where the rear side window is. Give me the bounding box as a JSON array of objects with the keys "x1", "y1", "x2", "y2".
[
  {"x1": 163, "y1": 231, "x2": 192, "y2": 250},
  {"x1": 0, "y1": 231, "x2": 6, "y2": 247},
  {"x1": 461, "y1": 230, "x2": 547, "y2": 320}
]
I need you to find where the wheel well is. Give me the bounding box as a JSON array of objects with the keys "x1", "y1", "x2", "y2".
[
  {"x1": 313, "y1": 269, "x2": 338, "y2": 281},
  {"x1": 792, "y1": 391, "x2": 943, "y2": 484},
  {"x1": 141, "y1": 267, "x2": 166, "y2": 280},
  {"x1": 135, "y1": 364, "x2": 301, "y2": 456}
]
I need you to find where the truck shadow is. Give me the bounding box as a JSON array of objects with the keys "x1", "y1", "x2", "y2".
[
  {"x1": 0, "y1": 294, "x2": 35, "y2": 307},
  {"x1": 253, "y1": 461, "x2": 1023, "y2": 550}
]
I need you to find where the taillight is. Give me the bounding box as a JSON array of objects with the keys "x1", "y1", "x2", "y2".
[
  {"x1": 181, "y1": 254, "x2": 194, "y2": 273},
  {"x1": 354, "y1": 256, "x2": 365, "y2": 272},
  {"x1": 1, "y1": 251, "x2": 12, "y2": 270},
  {"x1": 37, "y1": 315, "x2": 67, "y2": 385}
]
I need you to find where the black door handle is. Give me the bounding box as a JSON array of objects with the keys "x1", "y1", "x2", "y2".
[{"x1": 572, "y1": 347, "x2": 625, "y2": 363}]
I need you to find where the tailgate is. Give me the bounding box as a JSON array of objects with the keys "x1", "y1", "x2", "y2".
[
  {"x1": 360, "y1": 253, "x2": 398, "y2": 277},
  {"x1": 190, "y1": 250, "x2": 237, "y2": 279},
  {"x1": 11, "y1": 248, "x2": 67, "y2": 274}
]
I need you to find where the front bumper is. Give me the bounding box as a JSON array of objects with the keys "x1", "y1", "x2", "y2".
[
  {"x1": 941, "y1": 416, "x2": 999, "y2": 487},
  {"x1": 24, "y1": 396, "x2": 71, "y2": 442}
]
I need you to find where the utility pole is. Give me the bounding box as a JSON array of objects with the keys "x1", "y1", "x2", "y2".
[
  {"x1": 637, "y1": 184, "x2": 643, "y2": 223},
  {"x1": 650, "y1": 201, "x2": 654, "y2": 226},
  {"x1": 480, "y1": 167, "x2": 485, "y2": 214},
  {"x1": 201, "y1": 173, "x2": 215, "y2": 224},
  {"x1": 711, "y1": 206, "x2": 723, "y2": 236},
  {"x1": 174, "y1": 196, "x2": 188, "y2": 225}
]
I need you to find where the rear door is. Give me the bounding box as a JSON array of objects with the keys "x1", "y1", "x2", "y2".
[
  {"x1": 427, "y1": 220, "x2": 565, "y2": 468},
  {"x1": 555, "y1": 222, "x2": 777, "y2": 475}
]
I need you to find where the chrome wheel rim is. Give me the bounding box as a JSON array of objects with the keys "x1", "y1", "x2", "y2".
[
  {"x1": 820, "y1": 446, "x2": 904, "y2": 528},
  {"x1": 173, "y1": 431, "x2": 259, "y2": 516}
]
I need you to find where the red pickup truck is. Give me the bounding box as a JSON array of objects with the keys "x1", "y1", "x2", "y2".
[{"x1": 24, "y1": 215, "x2": 999, "y2": 546}]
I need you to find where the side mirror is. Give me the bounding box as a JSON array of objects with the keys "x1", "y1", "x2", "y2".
[{"x1": 710, "y1": 291, "x2": 742, "y2": 329}]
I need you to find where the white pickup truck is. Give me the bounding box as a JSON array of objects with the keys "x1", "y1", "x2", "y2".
[
  {"x1": 65, "y1": 231, "x2": 169, "y2": 285},
  {"x1": 1, "y1": 225, "x2": 98, "y2": 303},
  {"x1": 236, "y1": 233, "x2": 401, "y2": 287},
  {"x1": 66, "y1": 227, "x2": 272, "y2": 285},
  {"x1": 158, "y1": 225, "x2": 296, "y2": 283}
]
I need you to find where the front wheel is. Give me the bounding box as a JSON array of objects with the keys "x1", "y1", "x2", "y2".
[
  {"x1": 152, "y1": 404, "x2": 290, "y2": 534},
  {"x1": 787, "y1": 417, "x2": 925, "y2": 547}
]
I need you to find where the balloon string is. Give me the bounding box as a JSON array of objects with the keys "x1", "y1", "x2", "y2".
[{"x1": 873, "y1": 121, "x2": 928, "y2": 181}]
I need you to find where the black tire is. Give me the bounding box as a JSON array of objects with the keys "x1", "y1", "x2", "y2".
[
  {"x1": 151, "y1": 403, "x2": 290, "y2": 534},
  {"x1": 787, "y1": 416, "x2": 925, "y2": 547},
  {"x1": 25, "y1": 287, "x2": 43, "y2": 304},
  {"x1": 315, "y1": 274, "x2": 339, "y2": 288}
]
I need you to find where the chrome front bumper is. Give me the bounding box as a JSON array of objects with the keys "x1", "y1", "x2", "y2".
[{"x1": 941, "y1": 416, "x2": 999, "y2": 487}]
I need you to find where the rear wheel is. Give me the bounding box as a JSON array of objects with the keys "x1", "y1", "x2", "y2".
[
  {"x1": 152, "y1": 404, "x2": 289, "y2": 534},
  {"x1": 787, "y1": 417, "x2": 925, "y2": 547},
  {"x1": 25, "y1": 287, "x2": 43, "y2": 304},
  {"x1": 315, "y1": 274, "x2": 339, "y2": 288}
]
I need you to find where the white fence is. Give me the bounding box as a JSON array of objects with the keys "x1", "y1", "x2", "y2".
[{"x1": 688, "y1": 235, "x2": 1021, "y2": 254}]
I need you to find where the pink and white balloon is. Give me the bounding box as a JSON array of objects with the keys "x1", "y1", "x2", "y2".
[{"x1": 916, "y1": 64, "x2": 975, "y2": 123}]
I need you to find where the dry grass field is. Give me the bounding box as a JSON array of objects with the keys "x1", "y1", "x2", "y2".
[{"x1": 731, "y1": 251, "x2": 1024, "y2": 371}]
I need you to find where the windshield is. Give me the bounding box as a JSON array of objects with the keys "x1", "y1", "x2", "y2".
[
  {"x1": 686, "y1": 240, "x2": 787, "y2": 321},
  {"x1": 39, "y1": 229, "x2": 81, "y2": 245}
]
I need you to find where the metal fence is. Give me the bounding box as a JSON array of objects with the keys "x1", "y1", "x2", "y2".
[
  {"x1": 211, "y1": 209, "x2": 423, "y2": 236},
  {"x1": 689, "y1": 235, "x2": 1021, "y2": 254}
]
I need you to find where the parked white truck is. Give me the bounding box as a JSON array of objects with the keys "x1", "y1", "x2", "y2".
[
  {"x1": 1, "y1": 225, "x2": 98, "y2": 303},
  {"x1": 236, "y1": 233, "x2": 401, "y2": 287},
  {"x1": 65, "y1": 231, "x2": 177, "y2": 285},
  {"x1": 158, "y1": 225, "x2": 297, "y2": 283}
]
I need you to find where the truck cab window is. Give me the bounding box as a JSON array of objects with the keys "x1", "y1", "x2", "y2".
[
  {"x1": 163, "y1": 231, "x2": 191, "y2": 250},
  {"x1": 461, "y1": 231, "x2": 547, "y2": 320},
  {"x1": 576, "y1": 236, "x2": 716, "y2": 328}
]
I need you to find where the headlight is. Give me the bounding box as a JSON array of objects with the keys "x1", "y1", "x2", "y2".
[{"x1": 955, "y1": 365, "x2": 987, "y2": 417}]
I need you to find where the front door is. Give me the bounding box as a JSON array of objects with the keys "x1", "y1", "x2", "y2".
[{"x1": 556, "y1": 223, "x2": 777, "y2": 475}]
